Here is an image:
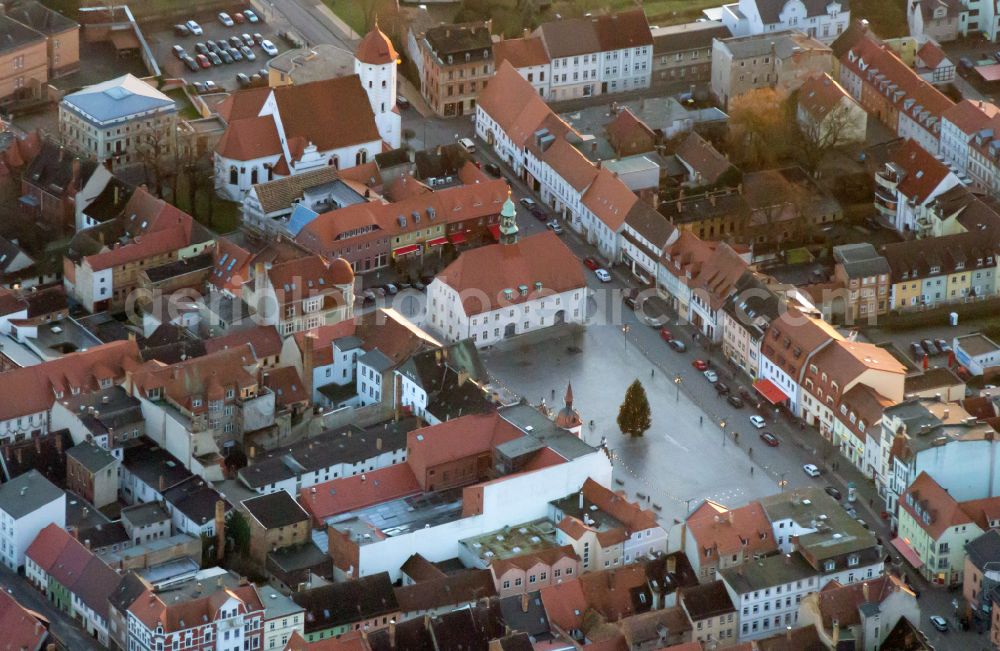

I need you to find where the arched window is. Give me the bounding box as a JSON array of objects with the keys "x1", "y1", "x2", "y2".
[
  {"x1": 229, "y1": 166, "x2": 238, "y2": 185},
  {"x1": 250, "y1": 168, "x2": 258, "y2": 184},
  {"x1": 381, "y1": 80, "x2": 387, "y2": 88},
  {"x1": 356, "y1": 149, "x2": 367, "y2": 165},
  {"x1": 329, "y1": 155, "x2": 339, "y2": 169},
  {"x1": 368, "y1": 80, "x2": 373, "y2": 88},
  {"x1": 267, "y1": 165, "x2": 274, "y2": 181}
]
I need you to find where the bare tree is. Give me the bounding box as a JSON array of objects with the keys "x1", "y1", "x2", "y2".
[
  {"x1": 794, "y1": 98, "x2": 860, "y2": 174},
  {"x1": 727, "y1": 87, "x2": 792, "y2": 168},
  {"x1": 134, "y1": 123, "x2": 177, "y2": 198}
]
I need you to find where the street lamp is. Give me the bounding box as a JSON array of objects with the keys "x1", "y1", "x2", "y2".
[
  {"x1": 719, "y1": 419, "x2": 727, "y2": 447},
  {"x1": 779, "y1": 472, "x2": 788, "y2": 492},
  {"x1": 674, "y1": 374, "x2": 682, "y2": 402},
  {"x1": 622, "y1": 324, "x2": 631, "y2": 353}
]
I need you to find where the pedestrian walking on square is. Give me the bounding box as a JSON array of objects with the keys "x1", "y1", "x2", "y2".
[{"x1": 750, "y1": 466, "x2": 754, "y2": 476}]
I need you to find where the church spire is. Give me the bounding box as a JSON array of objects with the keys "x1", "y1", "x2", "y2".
[{"x1": 499, "y1": 188, "x2": 518, "y2": 245}]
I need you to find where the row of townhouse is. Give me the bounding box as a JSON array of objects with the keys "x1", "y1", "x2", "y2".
[
  {"x1": 476, "y1": 61, "x2": 676, "y2": 267},
  {"x1": 489, "y1": 9, "x2": 653, "y2": 102}
]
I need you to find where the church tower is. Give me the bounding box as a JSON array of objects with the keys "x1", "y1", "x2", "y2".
[
  {"x1": 499, "y1": 189, "x2": 518, "y2": 245},
  {"x1": 355, "y1": 22, "x2": 401, "y2": 148},
  {"x1": 554, "y1": 382, "x2": 583, "y2": 437}
]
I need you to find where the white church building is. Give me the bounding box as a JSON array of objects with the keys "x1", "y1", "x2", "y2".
[{"x1": 214, "y1": 25, "x2": 401, "y2": 201}]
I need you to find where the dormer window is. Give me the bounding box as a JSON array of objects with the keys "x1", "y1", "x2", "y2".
[
  {"x1": 192, "y1": 398, "x2": 202, "y2": 408},
  {"x1": 847, "y1": 555, "x2": 859, "y2": 567},
  {"x1": 823, "y1": 560, "x2": 835, "y2": 572}
]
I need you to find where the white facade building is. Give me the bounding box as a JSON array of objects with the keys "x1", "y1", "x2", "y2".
[
  {"x1": 721, "y1": 0, "x2": 849, "y2": 44},
  {"x1": 0, "y1": 471, "x2": 65, "y2": 570}
]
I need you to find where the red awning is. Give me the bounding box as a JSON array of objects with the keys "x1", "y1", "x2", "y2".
[
  {"x1": 392, "y1": 244, "x2": 420, "y2": 257},
  {"x1": 488, "y1": 224, "x2": 501, "y2": 241},
  {"x1": 426, "y1": 236, "x2": 448, "y2": 247},
  {"x1": 753, "y1": 379, "x2": 789, "y2": 405},
  {"x1": 891, "y1": 536, "x2": 924, "y2": 569},
  {"x1": 449, "y1": 231, "x2": 468, "y2": 245}
]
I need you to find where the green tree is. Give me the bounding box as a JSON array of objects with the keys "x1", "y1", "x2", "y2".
[
  {"x1": 617, "y1": 379, "x2": 652, "y2": 437},
  {"x1": 225, "y1": 510, "x2": 252, "y2": 557}
]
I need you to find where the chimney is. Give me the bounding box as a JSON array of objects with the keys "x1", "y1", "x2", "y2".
[
  {"x1": 709, "y1": 193, "x2": 716, "y2": 207},
  {"x1": 943, "y1": 408, "x2": 950, "y2": 419},
  {"x1": 389, "y1": 619, "x2": 397, "y2": 648},
  {"x1": 579, "y1": 491, "x2": 584, "y2": 511},
  {"x1": 158, "y1": 474, "x2": 166, "y2": 492},
  {"x1": 55, "y1": 434, "x2": 63, "y2": 454},
  {"x1": 15, "y1": 447, "x2": 22, "y2": 464},
  {"x1": 34, "y1": 436, "x2": 41, "y2": 454},
  {"x1": 84, "y1": 539, "x2": 91, "y2": 550},
  {"x1": 786, "y1": 626, "x2": 793, "y2": 643},
  {"x1": 71, "y1": 157, "x2": 81, "y2": 185},
  {"x1": 521, "y1": 592, "x2": 530, "y2": 613},
  {"x1": 666, "y1": 556, "x2": 676, "y2": 574},
  {"x1": 215, "y1": 500, "x2": 226, "y2": 562},
  {"x1": 376, "y1": 437, "x2": 383, "y2": 451},
  {"x1": 784, "y1": 553, "x2": 791, "y2": 565},
  {"x1": 832, "y1": 620, "x2": 840, "y2": 646},
  {"x1": 862, "y1": 581, "x2": 870, "y2": 602},
  {"x1": 302, "y1": 333, "x2": 316, "y2": 400}
]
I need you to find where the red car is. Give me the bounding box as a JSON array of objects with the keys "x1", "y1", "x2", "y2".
[
  {"x1": 659, "y1": 328, "x2": 672, "y2": 342},
  {"x1": 583, "y1": 257, "x2": 599, "y2": 271},
  {"x1": 196, "y1": 54, "x2": 211, "y2": 69},
  {"x1": 692, "y1": 359, "x2": 709, "y2": 371},
  {"x1": 759, "y1": 432, "x2": 779, "y2": 447}
]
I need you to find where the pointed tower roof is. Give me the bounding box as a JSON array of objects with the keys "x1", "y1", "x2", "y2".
[
  {"x1": 555, "y1": 381, "x2": 582, "y2": 430},
  {"x1": 499, "y1": 189, "x2": 518, "y2": 245},
  {"x1": 356, "y1": 21, "x2": 398, "y2": 66}
]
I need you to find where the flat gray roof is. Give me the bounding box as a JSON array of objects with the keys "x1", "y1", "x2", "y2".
[{"x1": 0, "y1": 470, "x2": 63, "y2": 518}]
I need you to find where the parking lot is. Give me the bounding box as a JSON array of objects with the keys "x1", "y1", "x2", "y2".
[{"x1": 146, "y1": 9, "x2": 290, "y2": 92}]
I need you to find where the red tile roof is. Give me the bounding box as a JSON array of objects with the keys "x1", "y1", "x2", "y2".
[
  {"x1": 899, "y1": 471, "x2": 972, "y2": 539},
  {"x1": 435, "y1": 231, "x2": 586, "y2": 316},
  {"x1": 0, "y1": 589, "x2": 47, "y2": 651},
  {"x1": 285, "y1": 631, "x2": 367, "y2": 650},
  {"x1": 842, "y1": 36, "x2": 954, "y2": 133},
  {"x1": 356, "y1": 25, "x2": 397, "y2": 66},
  {"x1": 581, "y1": 478, "x2": 659, "y2": 534},
  {"x1": 205, "y1": 325, "x2": 282, "y2": 361},
  {"x1": 299, "y1": 462, "x2": 422, "y2": 524},
  {"x1": 798, "y1": 73, "x2": 854, "y2": 123},
  {"x1": 579, "y1": 564, "x2": 650, "y2": 621},
  {"x1": 131, "y1": 344, "x2": 258, "y2": 414},
  {"x1": 582, "y1": 168, "x2": 638, "y2": 232},
  {"x1": 291, "y1": 320, "x2": 358, "y2": 366},
  {"x1": 210, "y1": 236, "x2": 253, "y2": 293},
  {"x1": 218, "y1": 77, "x2": 381, "y2": 163},
  {"x1": 0, "y1": 340, "x2": 141, "y2": 421},
  {"x1": 816, "y1": 575, "x2": 909, "y2": 629},
  {"x1": 263, "y1": 365, "x2": 309, "y2": 408},
  {"x1": 493, "y1": 37, "x2": 550, "y2": 68},
  {"x1": 685, "y1": 500, "x2": 777, "y2": 558},
  {"x1": 675, "y1": 132, "x2": 731, "y2": 185},
  {"x1": 891, "y1": 139, "x2": 954, "y2": 204},
  {"x1": 490, "y1": 545, "x2": 578, "y2": 578},
  {"x1": 540, "y1": 578, "x2": 588, "y2": 632},
  {"x1": 942, "y1": 99, "x2": 1000, "y2": 135},
  {"x1": 406, "y1": 413, "x2": 523, "y2": 484},
  {"x1": 131, "y1": 584, "x2": 263, "y2": 633},
  {"x1": 917, "y1": 41, "x2": 947, "y2": 69},
  {"x1": 25, "y1": 522, "x2": 73, "y2": 573},
  {"x1": 477, "y1": 63, "x2": 566, "y2": 151}
]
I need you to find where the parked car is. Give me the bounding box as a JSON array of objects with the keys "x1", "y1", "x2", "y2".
[
  {"x1": 236, "y1": 72, "x2": 251, "y2": 88},
  {"x1": 929, "y1": 616, "x2": 948, "y2": 632},
  {"x1": 241, "y1": 45, "x2": 256, "y2": 61},
  {"x1": 203, "y1": 80, "x2": 219, "y2": 93},
  {"x1": 185, "y1": 20, "x2": 203, "y2": 35},
  {"x1": 546, "y1": 220, "x2": 563, "y2": 234},
  {"x1": 196, "y1": 53, "x2": 211, "y2": 69},
  {"x1": 594, "y1": 268, "x2": 611, "y2": 283},
  {"x1": 703, "y1": 369, "x2": 718, "y2": 383},
  {"x1": 193, "y1": 81, "x2": 207, "y2": 93},
  {"x1": 244, "y1": 9, "x2": 261, "y2": 23},
  {"x1": 759, "y1": 431, "x2": 779, "y2": 447},
  {"x1": 396, "y1": 95, "x2": 411, "y2": 110},
  {"x1": 803, "y1": 463, "x2": 821, "y2": 477},
  {"x1": 825, "y1": 486, "x2": 842, "y2": 501},
  {"x1": 530, "y1": 206, "x2": 547, "y2": 221},
  {"x1": 935, "y1": 338, "x2": 951, "y2": 353},
  {"x1": 692, "y1": 359, "x2": 709, "y2": 371},
  {"x1": 229, "y1": 35, "x2": 243, "y2": 48},
  {"x1": 483, "y1": 162, "x2": 501, "y2": 177},
  {"x1": 229, "y1": 47, "x2": 244, "y2": 62},
  {"x1": 714, "y1": 382, "x2": 729, "y2": 395},
  {"x1": 520, "y1": 197, "x2": 537, "y2": 209},
  {"x1": 195, "y1": 41, "x2": 209, "y2": 55},
  {"x1": 668, "y1": 339, "x2": 686, "y2": 352},
  {"x1": 844, "y1": 506, "x2": 858, "y2": 519},
  {"x1": 249, "y1": 73, "x2": 263, "y2": 87},
  {"x1": 261, "y1": 39, "x2": 279, "y2": 56},
  {"x1": 384, "y1": 283, "x2": 399, "y2": 295},
  {"x1": 233, "y1": 11, "x2": 245, "y2": 24},
  {"x1": 458, "y1": 137, "x2": 476, "y2": 153},
  {"x1": 911, "y1": 342, "x2": 925, "y2": 359},
  {"x1": 659, "y1": 328, "x2": 672, "y2": 342},
  {"x1": 739, "y1": 386, "x2": 754, "y2": 402},
  {"x1": 174, "y1": 24, "x2": 191, "y2": 37},
  {"x1": 208, "y1": 51, "x2": 223, "y2": 66},
  {"x1": 242, "y1": 33, "x2": 254, "y2": 47},
  {"x1": 921, "y1": 339, "x2": 939, "y2": 355},
  {"x1": 253, "y1": 32, "x2": 265, "y2": 45},
  {"x1": 750, "y1": 415, "x2": 767, "y2": 429},
  {"x1": 727, "y1": 395, "x2": 744, "y2": 408},
  {"x1": 172, "y1": 44, "x2": 186, "y2": 59},
  {"x1": 219, "y1": 49, "x2": 233, "y2": 64},
  {"x1": 623, "y1": 295, "x2": 637, "y2": 310},
  {"x1": 218, "y1": 12, "x2": 234, "y2": 27},
  {"x1": 182, "y1": 55, "x2": 199, "y2": 72},
  {"x1": 215, "y1": 39, "x2": 230, "y2": 51}
]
